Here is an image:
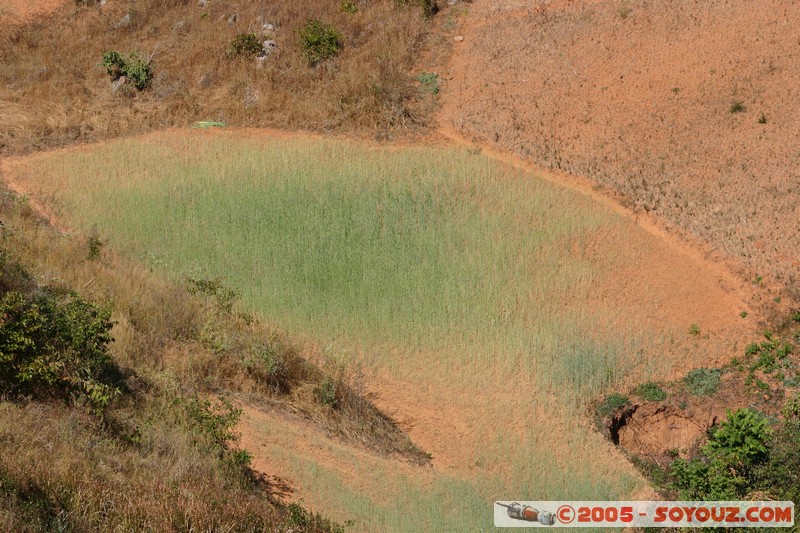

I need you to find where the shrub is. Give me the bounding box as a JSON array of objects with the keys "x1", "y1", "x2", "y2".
[
  {"x1": 633, "y1": 381, "x2": 666, "y2": 401},
  {"x1": 703, "y1": 408, "x2": 771, "y2": 467},
  {"x1": 0, "y1": 288, "x2": 119, "y2": 411},
  {"x1": 318, "y1": 376, "x2": 339, "y2": 408},
  {"x1": 688, "y1": 323, "x2": 700, "y2": 336},
  {"x1": 781, "y1": 393, "x2": 800, "y2": 420},
  {"x1": 298, "y1": 20, "x2": 342, "y2": 66},
  {"x1": 684, "y1": 367, "x2": 720, "y2": 396},
  {"x1": 597, "y1": 392, "x2": 629, "y2": 417},
  {"x1": 751, "y1": 420, "x2": 800, "y2": 503},
  {"x1": 730, "y1": 101, "x2": 746, "y2": 113},
  {"x1": 669, "y1": 456, "x2": 743, "y2": 500},
  {"x1": 229, "y1": 33, "x2": 264, "y2": 57},
  {"x1": 101, "y1": 51, "x2": 152, "y2": 90},
  {"x1": 417, "y1": 72, "x2": 439, "y2": 94}
]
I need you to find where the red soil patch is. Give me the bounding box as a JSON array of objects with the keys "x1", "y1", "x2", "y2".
[
  {"x1": 439, "y1": 0, "x2": 800, "y2": 305},
  {"x1": 1, "y1": 0, "x2": 66, "y2": 21}
]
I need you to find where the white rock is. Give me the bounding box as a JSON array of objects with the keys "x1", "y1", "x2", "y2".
[{"x1": 454, "y1": 35, "x2": 464, "y2": 42}]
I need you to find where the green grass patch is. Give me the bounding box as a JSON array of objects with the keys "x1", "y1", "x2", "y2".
[
  {"x1": 684, "y1": 368, "x2": 721, "y2": 396},
  {"x1": 633, "y1": 381, "x2": 666, "y2": 401},
  {"x1": 19, "y1": 132, "x2": 664, "y2": 531}
]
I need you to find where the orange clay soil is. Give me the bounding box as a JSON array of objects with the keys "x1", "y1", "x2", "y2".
[
  {"x1": 0, "y1": 0, "x2": 66, "y2": 21},
  {"x1": 438, "y1": 0, "x2": 800, "y2": 305}
]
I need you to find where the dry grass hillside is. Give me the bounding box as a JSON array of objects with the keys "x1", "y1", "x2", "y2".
[
  {"x1": 0, "y1": 0, "x2": 445, "y2": 154},
  {"x1": 441, "y1": 0, "x2": 800, "y2": 301}
]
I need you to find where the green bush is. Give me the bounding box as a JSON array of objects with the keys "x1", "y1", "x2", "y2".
[
  {"x1": 101, "y1": 51, "x2": 152, "y2": 90},
  {"x1": 597, "y1": 392, "x2": 629, "y2": 417},
  {"x1": 298, "y1": 20, "x2": 342, "y2": 66},
  {"x1": 669, "y1": 456, "x2": 743, "y2": 500},
  {"x1": 229, "y1": 33, "x2": 264, "y2": 57},
  {"x1": 751, "y1": 420, "x2": 800, "y2": 503},
  {"x1": 782, "y1": 393, "x2": 800, "y2": 420},
  {"x1": 668, "y1": 408, "x2": 771, "y2": 499},
  {"x1": 704, "y1": 408, "x2": 771, "y2": 467},
  {"x1": 684, "y1": 367, "x2": 721, "y2": 396},
  {"x1": 0, "y1": 288, "x2": 119, "y2": 411},
  {"x1": 633, "y1": 381, "x2": 666, "y2": 401}
]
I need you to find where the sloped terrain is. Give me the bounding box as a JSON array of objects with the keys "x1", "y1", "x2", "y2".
[
  {"x1": 0, "y1": 0, "x2": 444, "y2": 154},
  {"x1": 441, "y1": 0, "x2": 800, "y2": 302}
]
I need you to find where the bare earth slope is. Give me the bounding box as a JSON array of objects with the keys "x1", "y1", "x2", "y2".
[{"x1": 441, "y1": 0, "x2": 800, "y2": 298}]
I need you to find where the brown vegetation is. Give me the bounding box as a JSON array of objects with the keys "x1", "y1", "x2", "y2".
[{"x1": 0, "y1": 0, "x2": 445, "y2": 155}]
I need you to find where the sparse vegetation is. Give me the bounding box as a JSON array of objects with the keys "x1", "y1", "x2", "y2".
[
  {"x1": 341, "y1": 0, "x2": 358, "y2": 14},
  {"x1": 417, "y1": 72, "x2": 440, "y2": 94},
  {"x1": 633, "y1": 381, "x2": 666, "y2": 401},
  {"x1": 684, "y1": 367, "x2": 721, "y2": 396},
  {"x1": 729, "y1": 101, "x2": 746, "y2": 114},
  {"x1": 229, "y1": 33, "x2": 264, "y2": 57},
  {"x1": 759, "y1": 112, "x2": 768, "y2": 124},
  {"x1": 298, "y1": 19, "x2": 342, "y2": 66},
  {"x1": 101, "y1": 51, "x2": 153, "y2": 90},
  {"x1": 688, "y1": 323, "x2": 700, "y2": 336},
  {"x1": 598, "y1": 392, "x2": 630, "y2": 416},
  {"x1": 669, "y1": 408, "x2": 770, "y2": 499}
]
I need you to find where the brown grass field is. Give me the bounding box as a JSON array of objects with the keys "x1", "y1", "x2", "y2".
[{"x1": 440, "y1": 0, "x2": 800, "y2": 307}]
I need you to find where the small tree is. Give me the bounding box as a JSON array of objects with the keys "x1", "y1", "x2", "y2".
[
  {"x1": 101, "y1": 51, "x2": 153, "y2": 90},
  {"x1": 298, "y1": 20, "x2": 342, "y2": 66}
]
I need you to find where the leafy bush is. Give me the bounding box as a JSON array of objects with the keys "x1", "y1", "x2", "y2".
[
  {"x1": 704, "y1": 408, "x2": 771, "y2": 467},
  {"x1": 229, "y1": 33, "x2": 264, "y2": 57},
  {"x1": 751, "y1": 420, "x2": 800, "y2": 503},
  {"x1": 670, "y1": 456, "x2": 743, "y2": 500},
  {"x1": 298, "y1": 20, "x2": 342, "y2": 66},
  {"x1": 684, "y1": 367, "x2": 721, "y2": 396},
  {"x1": 101, "y1": 51, "x2": 152, "y2": 90},
  {"x1": 0, "y1": 288, "x2": 119, "y2": 411},
  {"x1": 668, "y1": 408, "x2": 771, "y2": 499},
  {"x1": 633, "y1": 381, "x2": 666, "y2": 401},
  {"x1": 597, "y1": 392, "x2": 629, "y2": 417}
]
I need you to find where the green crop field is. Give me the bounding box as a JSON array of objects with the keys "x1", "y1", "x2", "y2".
[{"x1": 17, "y1": 131, "x2": 675, "y2": 531}]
